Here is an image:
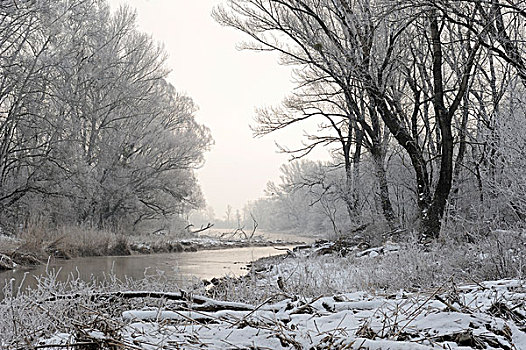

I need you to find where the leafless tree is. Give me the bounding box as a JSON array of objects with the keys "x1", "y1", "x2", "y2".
[
  {"x1": 215, "y1": 0, "x2": 398, "y2": 229},
  {"x1": 0, "y1": 0, "x2": 212, "y2": 232},
  {"x1": 216, "y1": 0, "x2": 487, "y2": 239}
]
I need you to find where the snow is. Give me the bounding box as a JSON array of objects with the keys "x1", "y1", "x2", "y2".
[
  {"x1": 35, "y1": 333, "x2": 74, "y2": 347},
  {"x1": 35, "y1": 278, "x2": 526, "y2": 349}
]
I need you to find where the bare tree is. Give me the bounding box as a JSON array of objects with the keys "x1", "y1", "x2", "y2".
[
  {"x1": 216, "y1": 0, "x2": 485, "y2": 239},
  {"x1": 0, "y1": 0, "x2": 212, "y2": 232},
  {"x1": 215, "y1": 0, "x2": 398, "y2": 229}
]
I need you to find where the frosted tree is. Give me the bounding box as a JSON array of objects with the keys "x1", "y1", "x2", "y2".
[
  {"x1": 215, "y1": 0, "x2": 486, "y2": 239},
  {"x1": 0, "y1": 0, "x2": 211, "y2": 232},
  {"x1": 215, "y1": 0, "x2": 398, "y2": 229}
]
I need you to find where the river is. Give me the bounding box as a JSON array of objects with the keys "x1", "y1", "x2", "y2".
[{"x1": 0, "y1": 231, "x2": 314, "y2": 296}]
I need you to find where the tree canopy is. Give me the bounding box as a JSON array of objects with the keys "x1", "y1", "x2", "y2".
[
  {"x1": 0, "y1": 0, "x2": 212, "y2": 233},
  {"x1": 216, "y1": 0, "x2": 526, "y2": 238}
]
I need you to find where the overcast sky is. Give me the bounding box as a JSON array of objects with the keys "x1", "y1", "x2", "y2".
[{"x1": 107, "y1": 0, "x2": 325, "y2": 217}]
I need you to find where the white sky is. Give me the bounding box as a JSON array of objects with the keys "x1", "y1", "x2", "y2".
[{"x1": 108, "y1": 0, "x2": 326, "y2": 217}]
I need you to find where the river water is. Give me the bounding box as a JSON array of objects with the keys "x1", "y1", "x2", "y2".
[{"x1": 0, "y1": 231, "x2": 314, "y2": 296}]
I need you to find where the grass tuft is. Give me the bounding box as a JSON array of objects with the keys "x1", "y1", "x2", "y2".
[{"x1": 3, "y1": 220, "x2": 131, "y2": 264}]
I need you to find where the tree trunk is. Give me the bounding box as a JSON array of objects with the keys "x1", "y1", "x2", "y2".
[
  {"x1": 365, "y1": 83, "x2": 432, "y2": 221},
  {"x1": 420, "y1": 15, "x2": 455, "y2": 239},
  {"x1": 342, "y1": 122, "x2": 362, "y2": 222},
  {"x1": 371, "y1": 145, "x2": 397, "y2": 230},
  {"x1": 423, "y1": 12, "x2": 479, "y2": 239}
]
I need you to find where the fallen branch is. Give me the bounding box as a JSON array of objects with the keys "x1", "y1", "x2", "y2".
[
  {"x1": 41, "y1": 290, "x2": 256, "y2": 312},
  {"x1": 434, "y1": 295, "x2": 462, "y2": 313},
  {"x1": 188, "y1": 223, "x2": 214, "y2": 235}
]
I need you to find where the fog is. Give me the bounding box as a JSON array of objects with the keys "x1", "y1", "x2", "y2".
[{"x1": 107, "y1": 0, "x2": 328, "y2": 217}]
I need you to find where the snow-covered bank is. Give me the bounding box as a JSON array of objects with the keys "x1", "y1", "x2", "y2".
[
  {"x1": 23, "y1": 279, "x2": 526, "y2": 349},
  {"x1": 2, "y1": 230, "x2": 525, "y2": 349},
  {"x1": 129, "y1": 235, "x2": 307, "y2": 254},
  {"x1": 203, "y1": 230, "x2": 526, "y2": 304}
]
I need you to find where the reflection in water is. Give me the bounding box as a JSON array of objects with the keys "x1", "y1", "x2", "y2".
[{"x1": 1, "y1": 245, "x2": 295, "y2": 296}]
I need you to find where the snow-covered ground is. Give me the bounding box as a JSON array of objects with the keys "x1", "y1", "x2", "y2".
[
  {"x1": 28, "y1": 279, "x2": 526, "y2": 349},
  {"x1": 3, "y1": 232, "x2": 526, "y2": 349}
]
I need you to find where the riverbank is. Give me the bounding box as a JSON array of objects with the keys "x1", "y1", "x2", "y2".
[
  {"x1": 207, "y1": 229, "x2": 526, "y2": 303},
  {"x1": 0, "y1": 227, "x2": 310, "y2": 272},
  {"x1": 1, "y1": 231, "x2": 526, "y2": 349},
  {"x1": 128, "y1": 234, "x2": 307, "y2": 254}
]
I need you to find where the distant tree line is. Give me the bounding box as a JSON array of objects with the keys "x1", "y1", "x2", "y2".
[
  {"x1": 215, "y1": 0, "x2": 526, "y2": 239},
  {"x1": 0, "y1": 0, "x2": 211, "y2": 234}
]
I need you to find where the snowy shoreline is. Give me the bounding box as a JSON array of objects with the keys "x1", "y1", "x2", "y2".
[
  {"x1": 2, "y1": 232, "x2": 526, "y2": 349},
  {"x1": 12, "y1": 278, "x2": 526, "y2": 349}
]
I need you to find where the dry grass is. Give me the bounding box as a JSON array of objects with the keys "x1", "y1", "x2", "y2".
[
  {"x1": 8, "y1": 220, "x2": 131, "y2": 262},
  {"x1": 207, "y1": 229, "x2": 526, "y2": 303},
  {"x1": 0, "y1": 264, "x2": 199, "y2": 347},
  {"x1": 54, "y1": 226, "x2": 130, "y2": 257}
]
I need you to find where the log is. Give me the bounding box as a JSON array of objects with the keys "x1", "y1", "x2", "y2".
[{"x1": 40, "y1": 290, "x2": 256, "y2": 312}]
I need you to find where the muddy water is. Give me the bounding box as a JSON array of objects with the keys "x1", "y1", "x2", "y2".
[
  {"x1": 0, "y1": 230, "x2": 316, "y2": 297},
  {"x1": 0, "y1": 245, "x2": 301, "y2": 295}
]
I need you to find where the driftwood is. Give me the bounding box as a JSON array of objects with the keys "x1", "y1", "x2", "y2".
[
  {"x1": 220, "y1": 213, "x2": 259, "y2": 240},
  {"x1": 186, "y1": 222, "x2": 214, "y2": 235},
  {"x1": 41, "y1": 290, "x2": 256, "y2": 312}
]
